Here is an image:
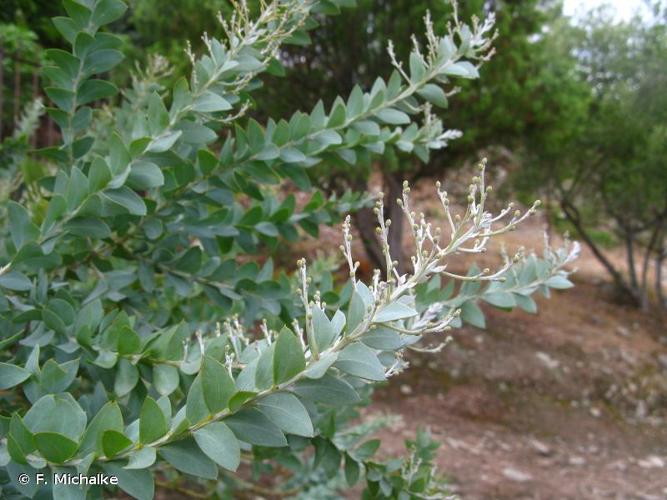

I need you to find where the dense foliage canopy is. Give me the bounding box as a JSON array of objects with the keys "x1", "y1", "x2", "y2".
[{"x1": 0, "y1": 0, "x2": 583, "y2": 498}]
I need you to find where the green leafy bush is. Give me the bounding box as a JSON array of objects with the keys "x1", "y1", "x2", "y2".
[
  {"x1": 0, "y1": 99, "x2": 45, "y2": 199},
  {"x1": 0, "y1": 0, "x2": 578, "y2": 497},
  {"x1": 515, "y1": 10, "x2": 667, "y2": 309}
]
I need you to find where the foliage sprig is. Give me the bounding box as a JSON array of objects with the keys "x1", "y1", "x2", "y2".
[{"x1": 0, "y1": 1, "x2": 578, "y2": 498}]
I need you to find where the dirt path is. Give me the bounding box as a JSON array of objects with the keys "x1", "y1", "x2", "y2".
[
  {"x1": 368, "y1": 278, "x2": 667, "y2": 499},
  {"x1": 297, "y1": 173, "x2": 667, "y2": 499}
]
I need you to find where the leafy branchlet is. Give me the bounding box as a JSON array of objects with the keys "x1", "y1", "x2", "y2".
[
  {"x1": 294, "y1": 162, "x2": 575, "y2": 366},
  {"x1": 0, "y1": 1, "x2": 578, "y2": 498}
]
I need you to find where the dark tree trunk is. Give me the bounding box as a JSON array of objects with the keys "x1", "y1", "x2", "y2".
[
  {"x1": 351, "y1": 172, "x2": 384, "y2": 275},
  {"x1": 13, "y1": 48, "x2": 21, "y2": 125},
  {"x1": 31, "y1": 71, "x2": 39, "y2": 148},
  {"x1": 384, "y1": 173, "x2": 406, "y2": 275},
  {"x1": 560, "y1": 199, "x2": 637, "y2": 303},
  {"x1": 625, "y1": 232, "x2": 639, "y2": 295},
  {"x1": 640, "y1": 221, "x2": 662, "y2": 311},
  {"x1": 656, "y1": 243, "x2": 665, "y2": 310},
  {"x1": 353, "y1": 204, "x2": 385, "y2": 274},
  {"x1": 0, "y1": 43, "x2": 4, "y2": 139},
  {"x1": 544, "y1": 187, "x2": 553, "y2": 239},
  {"x1": 351, "y1": 171, "x2": 409, "y2": 278},
  {"x1": 640, "y1": 250, "x2": 651, "y2": 312},
  {"x1": 653, "y1": 220, "x2": 666, "y2": 310}
]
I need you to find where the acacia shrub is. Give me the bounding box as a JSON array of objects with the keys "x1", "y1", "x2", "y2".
[{"x1": 0, "y1": 0, "x2": 577, "y2": 497}]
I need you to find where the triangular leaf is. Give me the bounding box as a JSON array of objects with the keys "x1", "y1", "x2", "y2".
[
  {"x1": 193, "y1": 422, "x2": 240, "y2": 471},
  {"x1": 273, "y1": 328, "x2": 305, "y2": 384},
  {"x1": 256, "y1": 393, "x2": 314, "y2": 437},
  {"x1": 334, "y1": 342, "x2": 385, "y2": 381}
]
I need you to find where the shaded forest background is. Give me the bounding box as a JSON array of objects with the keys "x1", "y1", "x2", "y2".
[
  {"x1": 2, "y1": 0, "x2": 665, "y2": 311},
  {"x1": 2, "y1": 1, "x2": 667, "y2": 498}
]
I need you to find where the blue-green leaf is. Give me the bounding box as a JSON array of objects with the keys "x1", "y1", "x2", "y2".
[
  {"x1": 545, "y1": 276, "x2": 574, "y2": 289},
  {"x1": 292, "y1": 374, "x2": 360, "y2": 405},
  {"x1": 159, "y1": 438, "x2": 219, "y2": 480},
  {"x1": 0, "y1": 363, "x2": 31, "y2": 389},
  {"x1": 376, "y1": 108, "x2": 410, "y2": 125},
  {"x1": 200, "y1": 356, "x2": 236, "y2": 413},
  {"x1": 0, "y1": 271, "x2": 32, "y2": 292},
  {"x1": 373, "y1": 302, "x2": 418, "y2": 323},
  {"x1": 273, "y1": 327, "x2": 305, "y2": 384},
  {"x1": 102, "y1": 187, "x2": 147, "y2": 216},
  {"x1": 91, "y1": 0, "x2": 127, "y2": 26},
  {"x1": 103, "y1": 464, "x2": 154, "y2": 500},
  {"x1": 225, "y1": 408, "x2": 287, "y2": 447},
  {"x1": 34, "y1": 432, "x2": 78, "y2": 463},
  {"x1": 334, "y1": 342, "x2": 385, "y2": 381},
  {"x1": 256, "y1": 392, "x2": 314, "y2": 437},
  {"x1": 139, "y1": 397, "x2": 168, "y2": 444},
  {"x1": 444, "y1": 61, "x2": 479, "y2": 79},
  {"x1": 192, "y1": 92, "x2": 232, "y2": 112},
  {"x1": 193, "y1": 422, "x2": 240, "y2": 471}
]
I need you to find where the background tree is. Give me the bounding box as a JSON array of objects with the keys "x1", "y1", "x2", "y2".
[
  {"x1": 0, "y1": 1, "x2": 63, "y2": 47},
  {"x1": 0, "y1": 1, "x2": 577, "y2": 498},
  {"x1": 255, "y1": 0, "x2": 570, "y2": 274},
  {"x1": 519, "y1": 6, "x2": 667, "y2": 309}
]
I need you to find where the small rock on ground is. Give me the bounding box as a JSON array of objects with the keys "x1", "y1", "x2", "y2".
[
  {"x1": 502, "y1": 467, "x2": 533, "y2": 482},
  {"x1": 529, "y1": 439, "x2": 552, "y2": 456},
  {"x1": 638, "y1": 456, "x2": 665, "y2": 469}
]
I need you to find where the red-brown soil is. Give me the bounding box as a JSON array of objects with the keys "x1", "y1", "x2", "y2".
[
  {"x1": 369, "y1": 278, "x2": 666, "y2": 499},
  {"x1": 345, "y1": 176, "x2": 667, "y2": 500},
  {"x1": 170, "y1": 173, "x2": 667, "y2": 499}
]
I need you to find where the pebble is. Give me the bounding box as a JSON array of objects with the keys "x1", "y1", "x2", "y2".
[
  {"x1": 569, "y1": 456, "x2": 586, "y2": 466},
  {"x1": 502, "y1": 467, "x2": 533, "y2": 482},
  {"x1": 590, "y1": 407, "x2": 602, "y2": 418},
  {"x1": 446, "y1": 438, "x2": 468, "y2": 451},
  {"x1": 620, "y1": 349, "x2": 637, "y2": 366},
  {"x1": 608, "y1": 459, "x2": 627, "y2": 471},
  {"x1": 400, "y1": 384, "x2": 413, "y2": 395},
  {"x1": 536, "y1": 351, "x2": 560, "y2": 370},
  {"x1": 616, "y1": 326, "x2": 632, "y2": 338},
  {"x1": 498, "y1": 441, "x2": 512, "y2": 452},
  {"x1": 638, "y1": 456, "x2": 665, "y2": 468},
  {"x1": 658, "y1": 354, "x2": 667, "y2": 370},
  {"x1": 635, "y1": 400, "x2": 648, "y2": 419},
  {"x1": 529, "y1": 439, "x2": 552, "y2": 456}
]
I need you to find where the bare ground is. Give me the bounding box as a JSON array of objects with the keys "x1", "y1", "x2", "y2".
[
  {"x1": 339, "y1": 176, "x2": 667, "y2": 500},
  {"x1": 157, "y1": 173, "x2": 667, "y2": 499},
  {"x1": 292, "y1": 166, "x2": 667, "y2": 499},
  {"x1": 368, "y1": 278, "x2": 667, "y2": 499}
]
